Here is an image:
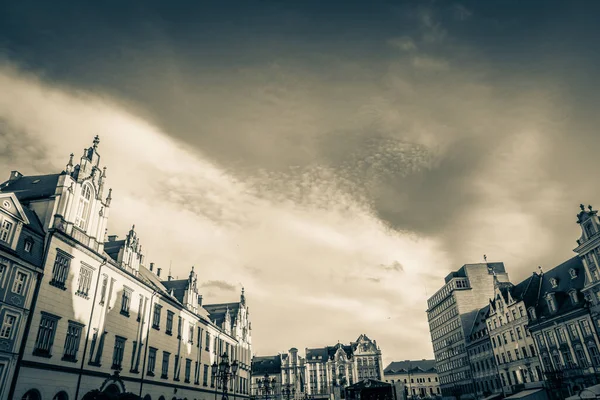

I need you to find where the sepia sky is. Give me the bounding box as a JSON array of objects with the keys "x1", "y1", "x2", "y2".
[{"x1": 2, "y1": 0, "x2": 600, "y2": 366}]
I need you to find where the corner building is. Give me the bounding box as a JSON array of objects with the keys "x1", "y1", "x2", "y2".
[
  {"x1": 426, "y1": 262, "x2": 509, "y2": 400},
  {"x1": 2, "y1": 137, "x2": 252, "y2": 400}
]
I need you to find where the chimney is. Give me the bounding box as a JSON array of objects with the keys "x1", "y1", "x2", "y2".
[
  {"x1": 107, "y1": 235, "x2": 118, "y2": 242},
  {"x1": 198, "y1": 295, "x2": 203, "y2": 306},
  {"x1": 157, "y1": 268, "x2": 161, "y2": 277},
  {"x1": 149, "y1": 262, "x2": 154, "y2": 272},
  {"x1": 9, "y1": 171, "x2": 23, "y2": 181}
]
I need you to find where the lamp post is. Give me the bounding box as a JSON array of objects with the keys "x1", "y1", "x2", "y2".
[
  {"x1": 258, "y1": 373, "x2": 278, "y2": 400},
  {"x1": 212, "y1": 352, "x2": 239, "y2": 400}
]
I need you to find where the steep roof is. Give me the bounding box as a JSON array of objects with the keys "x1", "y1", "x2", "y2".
[
  {"x1": 204, "y1": 302, "x2": 241, "y2": 331},
  {"x1": 383, "y1": 360, "x2": 436, "y2": 374},
  {"x1": 0, "y1": 173, "x2": 61, "y2": 201},
  {"x1": 468, "y1": 305, "x2": 490, "y2": 343},
  {"x1": 104, "y1": 240, "x2": 126, "y2": 263},
  {"x1": 21, "y1": 206, "x2": 45, "y2": 235},
  {"x1": 528, "y1": 256, "x2": 586, "y2": 325},
  {"x1": 162, "y1": 279, "x2": 191, "y2": 303},
  {"x1": 252, "y1": 355, "x2": 282, "y2": 374}
]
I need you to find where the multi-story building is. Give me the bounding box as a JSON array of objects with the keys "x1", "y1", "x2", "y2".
[
  {"x1": 426, "y1": 262, "x2": 509, "y2": 400},
  {"x1": 487, "y1": 273, "x2": 543, "y2": 396},
  {"x1": 0, "y1": 191, "x2": 46, "y2": 400},
  {"x1": 250, "y1": 349, "x2": 305, "y2": 400},
  {"x1": 2, "y1": 137, "x2": 252, "y2": 400},
  {"x1": 304, "y1": 334, "x2": 383, "y2": 400},
  {"x1": 466, "y1": 306, "x2": 502, "y2": 399},
  {"x1": 383, "y1": 359, "x2": 440, "y2": 398}
]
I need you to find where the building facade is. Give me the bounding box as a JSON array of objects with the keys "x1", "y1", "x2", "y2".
[
  {"x1": 426, "y1": 262, "x2": 509, "y2": 400},
  {"x1": 304, "y1": 334, "x2": 383, "y2": 400},
  {"x1": 2, "y1": 137, "x2": 252, "y2": 400},
  {"x1": 465, "y1": 306, "x2": 502, "y2": 399},
  {"x1": 486, "y1": 274, "x2": 544, "y2": 396},
  {"x1": 0, "y1": 192, "x2": 46, "y2": 400},
  {"x1": 250, "y1": 349, "x2": 305, "y2": 400},
  {"x1": 383, "y1": 360, "x2": 440, "y2": 398}
]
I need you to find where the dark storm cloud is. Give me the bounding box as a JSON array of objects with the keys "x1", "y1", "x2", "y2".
[{"x1": 3, "y1": 0, "x2": 600, "y2": 362}]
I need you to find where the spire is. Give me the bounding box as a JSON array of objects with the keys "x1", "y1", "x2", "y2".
[
  {"x1": 241, "y1": 286, "x2": 246, "y2": 305},
  {"x1": 106, "y1": 188, "x2": 112, "y2": 206},
  {"x1": 93, "y1": 135, "x2": 100, "y2": 149},
  {"x1": 66, "y1": 153, "x2": 74, "y2": 174}
]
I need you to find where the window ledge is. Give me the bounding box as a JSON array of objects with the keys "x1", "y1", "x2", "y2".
[
  {"x1": 33, "y1": 349, "x2": 52, "y2": 358},
  {"x1": 88, "y1": 361, "x2": 102, "y2": 367},
  {"x1": 185, "y1": 379, "x2": 191, "y2": 383},
  {"x1": 152, "y1": 325, "x2": 160, "y2": 331},
  {"x1": 112, "y1": 364, "x2": 123, "y2": 371},
  {"x1": 147, "y1": 371, "x2": 155, "y2": 377},
  {"x1": 166, "y1": 331, "x2": 173, "y2": 336},
  {"x1": 49, "y1": 280, "x2": 67, "y2": 290},
  {"x1": 131, "y1": 369, "x2": 140, "y2": 374},
  {"x1": 161, "y1": 374, "x2": 168, "y2": 380},
  {"x1": 120, "y1": 310, "x2": 130, "y2": 318},
  {"x1": 75, "y1": 291, "x2": 90, "y2": 300},
  {"x1": 62, "y1": 355, "x2": 78, "y2": 363}
]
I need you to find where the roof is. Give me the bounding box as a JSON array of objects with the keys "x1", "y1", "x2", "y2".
[
  {"x1": 504, "y1": 389, "x2": 545, "y2": 400},
  {"x1": 162, "y1": 279, "x2": 191, "y2": 303},
  {"x1": 468, "y1": 305, "x2": 490, "y2": 342},
  {"x1": 305, "y1": 343, "x2": 354, "y2": 361},
  {"x1": 528, "y1": 256, "x2": 586, "y2": 326},
  {"x1": 21, "y1": 206, "x2": 45, "y2": 235},
  {"x1": 252, "y1": 355, "x2": 282, "y2": 374},
  {"x1": 104, "y1": 240, "x2": 126, "y2": 263},
  {"x1": 204, "y1": 302, "x2": 241, "y2": 331},
  {"x1": 345, "y1": 379, "x2": 391, "y2": 390},
  {"x1": 0, "y1": 173, "x2": 61, "y2": 201},
  {"x1": 383, "y1": 360, "x2": 436, "y2": 374}
]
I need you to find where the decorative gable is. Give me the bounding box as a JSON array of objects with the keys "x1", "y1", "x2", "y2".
[{"x1": 0, "y1": 193, "x2": 30, "y2": 225}]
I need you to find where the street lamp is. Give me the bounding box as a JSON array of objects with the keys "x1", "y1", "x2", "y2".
[
  {"x1": 257, "y1": 373, "x2": 278, "y2": 400},
  {"x1": 212, "y1": 352, "x2": 239, "y2": 400},
  {"x1": 282, "y1": 384, "x2": 296, "y2": 400}
]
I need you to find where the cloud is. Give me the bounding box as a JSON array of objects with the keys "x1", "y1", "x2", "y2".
[
  {"x1": 388, "y1": 37, "x2": 417, "y2": 51},
  {"x1": 201, "y1": 280, "x2": 237, "y2": 292}
]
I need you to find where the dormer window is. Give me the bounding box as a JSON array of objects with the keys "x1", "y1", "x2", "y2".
[
  {"x1": 569, "y1": 290, "x2": 579, "y2": 305},
  {"x1": 24, "y1": 239, "x2": 33, "y2": 253},
  {"x1": 75, "y1": 183, "x2": 93, "y2": 231},
  {"x1": 569, "y1": 268, "x2": 578, "y2": 279},
  {"x1": 550, "y1": 278, "x2": 558, "y2": 289},
  {"x1": 528, "y1": 307, "x2": 537, "y2": 320},
  {"x1": 546, "y1": 294, "x2": 557, "y2": 313}
]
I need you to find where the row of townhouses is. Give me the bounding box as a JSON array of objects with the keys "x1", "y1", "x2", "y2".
[
  {"x1": 0, "y1": 136, "x2": 252, "y2": 400},
  {"x1": 250, "y1": 335, "x2": 384, "y2": 400},
  {"x1": 427, "y1": 204, "x2": 600, "y2": 400}
]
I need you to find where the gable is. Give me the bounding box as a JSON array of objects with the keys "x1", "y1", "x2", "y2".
[{"x1": 0, "y1": 193, "x2": 30, "y2": 224}]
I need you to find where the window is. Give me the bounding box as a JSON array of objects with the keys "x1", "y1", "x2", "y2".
[
  {"x1": 112, "y1": 336, "x2": 126, "y2": 370},
  {"x1": 570, "y1": 268, "x2": 578, "y2": 279},
  {"x1": 185, "y1": 358, "x2": 192, "y2": 383},
  {"x1": 516, "y1": 327, "x2": 523, "y2": 340},
  {"x1": 153, "y1": 304, "x2": 162, "y2": 330},
  {"x1": 50, "y1": 250, "x2": 72, "y2": 289},
  {"x1": 24, "y1": 239, "x2": 33, "y2": 253},
  {"x1": 585, "y1": 222, "x2": 595, "y2": 239},
  {"x1": 0, "y1": 313, "x2": 17, "y2": 339},
  {"x1": 575, "y1": 346, "x2": 589, "y2": 368},
  {"x1": 528, "y1": 307, "x2": 536, "y2": 320},
  {"x1": 556, "y1": 328, "x2": 567, "y2": 343},
  {"x1": 166, "y1": 310, "x2": 174, "y2": 335},
  {"x1": 33, "y1": 312, "x2": 61, "y2": 357},
  {"x1": 195, "y1": 361, "x2": 199, "y2": 384},
  {"x1": 130, "y1": 341, "x2": 138, "y2": 372},
  {"x1": 120, "y1": 288, "x2": 132, "y2": 317},
  {"x1": 63, "y1": 321, "x2": 83, "y2": 362},
  {"x1": 189, "y1": 325, "x2": 194, "y2": 344},
  {"x1": 75, "y1": 184, "x2": 93, "y2": 230},
  {"x1": 529, "y1": 344, "x2": 536, "y2": 357},
  {"x1": 550, "y1": 278, "x2": 558, "y2": 289},
  {"x1": 147, "y1": 347, "x2": 157, "y2": 376},
  {"x1": 76, "y1": 264, "x2": 93, "y2": 298},
  {"x1": 205, "y1": 332, "x2": 210, "y2": 351},
  {"x1": 12, "y1": 271, "x2": 27, "y2": 295},
  {"x1": 0, "y1": 219, "x2": 13, "y2": 243},
  {"x1": 570, "y1": 290, "x2": 579, "y2": 304},
  {"x1": 177, "y1": 316, "x2": 182, "y2": 338},
  {"x1": 99, "y1": 275, "x2": 108, "y2": 304},
  {"x1": 588, "y1": 343, "x2": 600, "y2": 366},
  {"x1": 161, "y1": 352, "x2": 170, "y2": 378},
  {"x1": 203, "y1": 364, "x2": 209, "y2": 386},
  {"x1": 581, "y1": 320, "x2": 593, "y2": 336},
  {"x1": 0, "y1": 263, "x2": 5, "y2": 286}
]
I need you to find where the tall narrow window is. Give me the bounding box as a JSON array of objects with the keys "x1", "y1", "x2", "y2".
[
  {"x1": 120, "y1": 288, "x2": 132, "y2": 317},
  {"x1": 0, "y1": 219, "x2": 13, "y2": 243},
  {"x1": 205, "y1": 332, "x2": 210, "y2": 351},
  {"x1": 189, "y1": 325, "x2": 194, "y2": 344},
  {"x1": 33, "y1": 312, "x2": 61, "y2": 357},
  {"x1": 0, "y1": 263, "x2": 5, "y2": 286},
  {"x1": 162, "y1": 351, "x2": 170, "y2": 378},
  {"x1": 12, "y1": 271, "x2": 27, "y2": 295},
  {"x1": 147, "y1": 347, "x2": 157, "y2": 376},
  {"x1": 177, "y1": 316, "x2": 182, "y2": 338},
  {"x1": 185, "y1": 358, "x2": 192, "y2": 383},
  {"x1": 99, "y1": 275, "x2": 108, "y2": 304},
  {"x1": 76, "y1": 264, "x2": 93, "y2": 298},
  {"x1": 50, "y1": 250, "x2": 72, "y2": 289},
  {"x1": 112, "y1": 336, "x2": 126, "y2": 370},
  {"x1": 75, "y1": 184, "x2": 93, "y2": 230},
  {"x1": 0, "y1": 314, "x2": 17, "y2": 339},
  {"x1": 63, "y1": 321, "x2": 84, "y2": 362},
  {"x1": 203, "y1": 364, "x2": 209, "y2": 386},
  {"x1": 153, "y1": 304, "x2": 162, "y2": 329},
  {"x1": 166, "y1": 311, "x2": 174, "y2": 335}
]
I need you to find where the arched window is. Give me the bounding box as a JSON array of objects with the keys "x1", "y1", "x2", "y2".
[
  {"x1": 75, "y1": 183, "x2": 93, "y2": 230},
  {"x1": 53, "y1": 391, "x2": 69, "y2": 400},
  {"x1": 22, "y1": 390, "x2": 42, "y2": 400}
]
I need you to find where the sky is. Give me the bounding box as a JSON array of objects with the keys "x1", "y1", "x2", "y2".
[{"x1": 2, "y1": 0, "x2": 600, "y2": 367}]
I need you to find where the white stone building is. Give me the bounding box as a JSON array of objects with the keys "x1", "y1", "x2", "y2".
[
  {"x1": 2, "y1": 136, "x2": 252, "y2": 400},
  {"x1": 383, "y1": 360, "x2": 440, "y2": 398}
]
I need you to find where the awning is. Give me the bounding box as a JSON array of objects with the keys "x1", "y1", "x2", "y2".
[{"x1": 504, "y1": 389, "x2": 545, "y2": 399}]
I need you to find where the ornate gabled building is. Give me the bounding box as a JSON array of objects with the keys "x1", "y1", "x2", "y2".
[
  {"x1": 383, "y1": 359, "x2": 440, "y2": 398},
  {"x1": 304, "y1": 334, "x2": 384, "y2": 400},
  {"x1": 1, "y1": 137, "x2": 252, "y2": 400},
  {"x1": 486, "y1": 273, "x2": 543, "y2": 396},
  {"x1": 0, "y1": 191, "x2": 46, "y2": 400},
  {"x1": 250, "y1": 348, "x2": 306, "y2": 400}
]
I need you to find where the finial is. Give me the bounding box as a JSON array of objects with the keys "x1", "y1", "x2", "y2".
[
  {"x1": 483, "y1": 254, "x2": 487, "y2": 262},
  {"x1": 93, "y1": 135, "x2": 100, "y2": 149},
  {"x1": 581, "y1": 204, "x2": 586, "y2": 211},
  {"x1": 538, "y1": 266, "x2": 544, "y2": 274},
  {"x1": 102, "y1": 166, "x2": 107, "y2": 177},
  {"x1": 67, "y1": 153, "x2": 74, "y2": 167},
  {"x1": 589, "y1": 205, "x2": 594, "y2": 211}
]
